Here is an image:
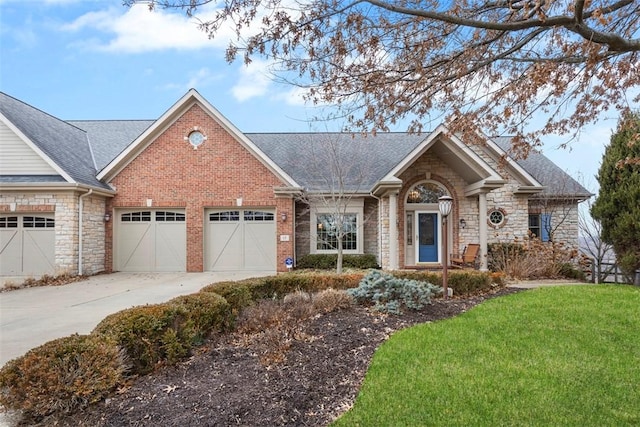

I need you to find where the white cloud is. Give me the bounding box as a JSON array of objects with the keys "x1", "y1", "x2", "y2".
[
  {"x1": 61, "y1": 3, "x2": 228, "y2": 53},
  {"x1": 231, "y1": 60, "x2": 274, "y2": 102},
  {"x1": 160, "y1": 67, "x2": 224, "y2": 92}
]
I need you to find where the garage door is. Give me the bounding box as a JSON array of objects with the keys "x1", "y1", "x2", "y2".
[
  {"x1": 0, "y1": 214, "x2": 55, "y2": 276},
  {"x1": 115, "y1": 210, "x2": 186, "y2": 272},
  {"x1": 205, "y1": 209, "x2": 276, "y2": 271}
]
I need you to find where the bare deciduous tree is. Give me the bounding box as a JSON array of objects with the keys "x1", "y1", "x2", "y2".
[
  {"x1": 131, "y1": 0, "x2": 639, "y2": 157},
  {"x1": 273, "y1": 133, "x2": 378, "y2": 273},
  {"x1": 578, "y1": 196, "x2": 615, "y2": 283}
]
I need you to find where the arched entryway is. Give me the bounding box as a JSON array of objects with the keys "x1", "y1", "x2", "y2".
[{"x1": 404, "y1": 181, "x2": 451, "y2": 266}]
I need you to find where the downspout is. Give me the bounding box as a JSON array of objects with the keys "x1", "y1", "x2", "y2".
[
  {"x1": 370, "y1": 192, "x2": 383, "y2": 268},
  {"x1": 78, "y1": 189, "x2": 93, "y2": 276}
]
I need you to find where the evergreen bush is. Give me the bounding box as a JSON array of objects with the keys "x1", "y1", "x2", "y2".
[
  {"x1": 93, "y1": 303, "x2": 195, "y2": 375},
  {"x1": 347, "y1": 270, "x2": 441, "y2": 314},
  {"x1": 0, "y1": 334, "x2": 127, "y2": 422}
]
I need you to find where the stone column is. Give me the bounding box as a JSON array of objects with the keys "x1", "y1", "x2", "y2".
[
  {"x1": 389, "y1": 192, "x2": 398, "y2": 270},
  {"x1": 478, "y1": 192, "x2": 488, "y2": 271}
]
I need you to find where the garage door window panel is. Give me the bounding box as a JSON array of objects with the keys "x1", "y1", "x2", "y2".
[
  {"x1": 121, "y1": 211, "x2": 151, "y2": 222},
  {"x1": 0, "y1": 217, "x2": 18, "y2": 228},
  {"x1": 23, "y1": 216, "x2": 54, "y2": 228},
  {"x1": 210, "y1": 211, "x2": 240, "y2": 222}
]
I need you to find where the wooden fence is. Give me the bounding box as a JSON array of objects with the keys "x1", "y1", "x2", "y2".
[{"x1": 586, "y1": 261, "x2": 640, "y2": 285}]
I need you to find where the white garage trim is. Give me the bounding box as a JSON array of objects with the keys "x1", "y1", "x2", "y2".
[
  {"x1": 205, "y1": 209, "x2": 276, "y2": 272},
  {"x1": 114, "y1": 209, "x2": 186, "y2": 272},
  {"x1": 0, "y1": 214, "x2": 56, "y2": 276}
]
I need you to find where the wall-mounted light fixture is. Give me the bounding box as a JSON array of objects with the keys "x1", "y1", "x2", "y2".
[
  {"x1": 281, "y1": 212, "x2": 287, "y2": 222},
  {"x1": 460, "y1": 218, "x2": 466, "y2": 229},
  {"x1": 104, "y1": 213, "x2": 111, "y2": 222}
]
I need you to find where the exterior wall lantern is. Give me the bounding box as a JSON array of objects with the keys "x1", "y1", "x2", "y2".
[
  {"x1": 438, "y1": 195, "x2": 453, "y2": 299},
  {"x1": 281, "y1": 212, "x2": 287, "y2": 222},
  {"x1": 460, "y1": 218, "x2": 466, "y2": 229},
  {"x1": 104, "y1": 213, "x2": 111, "y2": 222}
]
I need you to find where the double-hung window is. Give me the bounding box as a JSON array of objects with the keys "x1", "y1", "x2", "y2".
[
  {"x1": 311, "y1": 200, "x2": 364, "y2": 254},
  {"x1": 528, "y1": 213, "x2": 552, "y2": 242}
]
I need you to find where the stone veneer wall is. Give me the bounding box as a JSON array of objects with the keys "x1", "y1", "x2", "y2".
[
  {"x1": 379, "y1": 196, "x2": 390, "y2": 269},
  {"x1": 363, "y1": 198, "x2": 379, "y2": 257},
  {"x1": 81, "y1": 193, "x2": 107, "y2": 275},
  {"x1": 0, "y1": 191, "x2": 107, "y2": 276},
  {"x1": 485, "y1": 182, "x2": 531, "y2": 244}
]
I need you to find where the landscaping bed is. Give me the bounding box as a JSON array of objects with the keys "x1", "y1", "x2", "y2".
[{"x1": 40, "y1": 286, "x2": 519, "y2": 427}]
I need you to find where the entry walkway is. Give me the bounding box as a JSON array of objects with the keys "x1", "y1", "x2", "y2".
[{"x1": 0, "y1": 271, "x2": 272, "y2": 366}]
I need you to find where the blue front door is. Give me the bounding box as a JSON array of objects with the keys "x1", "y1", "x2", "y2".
[{"x1": 418, "y1": 213, "x2": 438, "y2": 262}]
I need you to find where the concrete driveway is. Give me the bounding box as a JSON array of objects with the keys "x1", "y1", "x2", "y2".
[{"x1": 0, "y1": 271, "x2": 272, "y2": 366}]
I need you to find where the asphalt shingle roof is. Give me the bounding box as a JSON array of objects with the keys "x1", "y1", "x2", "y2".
[
  {"x1": 1, "y1": 90, "x2": 590, "y2": 199},
  {"x1": 0, "y1": 92, "x2": 109, "y2": 189},
  {"x1": 492, "y1": 137, "x2": 592, "y2": 198},
  {"x1": 69, "y1": 120, "x2": 154, "y2": 172},
  {"x1": 247, "y1": 132, "x2": 424, "y2": 191}
]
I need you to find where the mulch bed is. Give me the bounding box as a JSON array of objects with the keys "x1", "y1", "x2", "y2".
[{"x1": 39, "y1": 287, "x2": 521, "y2": 427}]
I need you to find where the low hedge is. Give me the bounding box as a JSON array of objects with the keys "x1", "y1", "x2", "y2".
[
  {"x1": 93, "y1": 293, "x2": 232, "y2": 375},
  {"x1": 295, "y1": 253, "x2": 379, "y2": 269},
  {"x1": 0, "y1": 334, "x2": 127, "y2": 422},
  {"x1": 391, "y1": 270, "x2": 505, "y2": 295},
  {"x1": 200, "y1": 272, "x2": 364, "y2": 310}
]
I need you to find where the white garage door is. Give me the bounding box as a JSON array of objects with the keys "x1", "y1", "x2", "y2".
[
  {"x1": 205, "y1": 209, "x2": 276, "y2": 272},
  {"x1": 115, "y1": 210, "x2": 186, "y2": 272},
  {"x1": 0, "y1": 214, "x2": 55, "y2": 276}
]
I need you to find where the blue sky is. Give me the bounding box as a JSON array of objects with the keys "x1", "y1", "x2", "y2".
[{"x1": 0, "y1": 0, "x2": 625, "y2": 192}]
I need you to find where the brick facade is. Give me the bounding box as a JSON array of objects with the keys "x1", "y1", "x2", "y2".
[{"x1": 105, "y1": 104, "x2": 294, "y2": 272}]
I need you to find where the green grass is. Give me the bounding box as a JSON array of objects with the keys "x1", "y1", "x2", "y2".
[{"x1": 333, "y1": 285, "x2": 640, "y2": 426}]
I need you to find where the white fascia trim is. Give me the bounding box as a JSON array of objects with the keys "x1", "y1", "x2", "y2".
[
  {"x1": 379, "y1": 123, "x2": 502, "y2": 183},
  {"x1": 0, "y1": 113, "x2": 75, "y2": 183},
  {"x1": 0, "y1": 182, "x2": 116, "y2": 196},
  {"x1": 478, "y1": 131, "x2": 543, "y2": 188},
  {"x1": 98, "y1": 89, "x2": 300, "y2": 188}
]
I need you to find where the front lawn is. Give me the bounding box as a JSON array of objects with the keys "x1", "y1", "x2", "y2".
[{"x1": 334, "y1": 285, "x2": 640, "y2": 426}]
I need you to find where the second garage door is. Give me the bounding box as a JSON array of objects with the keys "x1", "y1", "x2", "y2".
[
  {"x1": 205, "y1": 209, "x2": 276, "y2": 272},
  {"x1": 115, "y1": 210, "x2": 186, "y2": 272}
]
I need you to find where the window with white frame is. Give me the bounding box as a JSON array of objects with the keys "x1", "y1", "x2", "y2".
[{"x1": 310, "y1": 200, "x2": 364, "y2": 254}]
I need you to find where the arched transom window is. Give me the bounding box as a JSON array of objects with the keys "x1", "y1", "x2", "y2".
[{"x1": 406, "y1": 182, "x2": 448, "y2": 204}]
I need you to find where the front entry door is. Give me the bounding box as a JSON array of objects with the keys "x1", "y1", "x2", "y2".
[{"x1": 417, "y1": 212, "x2": 438, "y2": 262}]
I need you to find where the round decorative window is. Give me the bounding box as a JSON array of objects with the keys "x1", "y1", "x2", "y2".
[
  {"x1": 487, "y1": 208, "x2": 507, "y2": 228},
  {"x1": 187, "y1": 130, "x2": 206, "y2": 149}
]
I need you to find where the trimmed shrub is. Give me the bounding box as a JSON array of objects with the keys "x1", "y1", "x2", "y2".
[
  {"x1": 93, "y1": 303, "x2": 193, "y2": 375},
  {"x1": 168, "y1": 292, "x2": 234, "y2": 343},
  {"x1": 200, "y1": 280, "x2": 254, "y2": 314},
  {"x1": 0, "y1": 334, "x2": 127, "y2": 422},
  {"x1": 348, "y1": 270, "x2": 441, "y2": 314},
  {"x1": 295, "y1": 253, "x2": 379, "y2": 269},
  {"x1": 391, "y1": 270, "x2": 502, "y2": 295}
]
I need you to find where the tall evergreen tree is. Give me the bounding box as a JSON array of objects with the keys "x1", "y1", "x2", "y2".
[{"x1": 592, "y1": 113, "x2": 640, "y2": 283}]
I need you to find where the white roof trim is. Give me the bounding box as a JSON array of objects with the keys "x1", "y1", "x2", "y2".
[
  {"x1": 98, "y1": 89, "x2": 300, "y2": 187},
  {"x1": 381, "y1": 124, "x2": 503, "y2": 183},
  {"x1": 0, "y1": 112, "x2": 74, "y2": 183},
  {"x1": 478, "y1": 130, "x2": 543, "y2": 188}
]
